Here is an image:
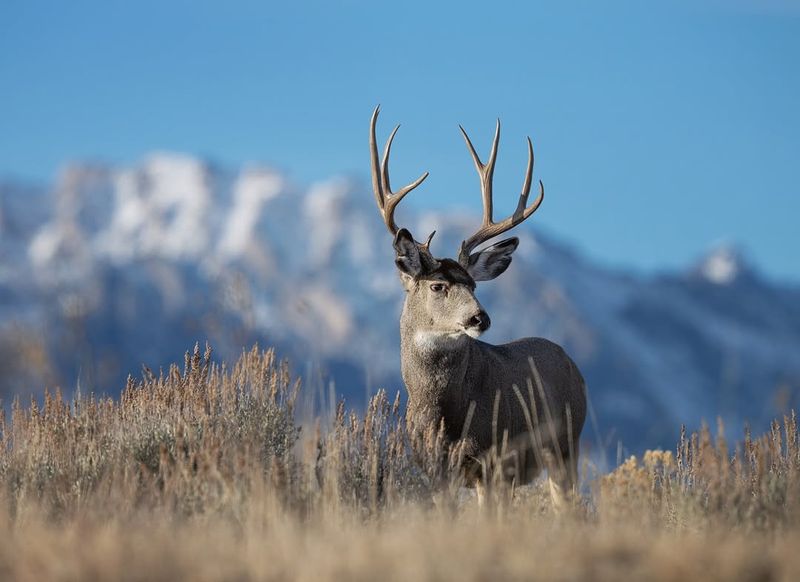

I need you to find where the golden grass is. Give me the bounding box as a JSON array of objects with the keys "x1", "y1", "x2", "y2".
[{"x1": 1, "y1": 345, "x2": 798, "y2": 581}]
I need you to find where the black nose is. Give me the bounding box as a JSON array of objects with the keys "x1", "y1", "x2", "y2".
[{"x1": 466, "y1": 311, "x2": 491, "y2": 332}]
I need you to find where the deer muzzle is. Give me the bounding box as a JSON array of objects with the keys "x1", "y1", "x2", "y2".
[{"x1": 464, "y1": 310, "x2": 491, "y2": 334}]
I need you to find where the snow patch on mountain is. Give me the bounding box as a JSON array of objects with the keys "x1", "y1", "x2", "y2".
[
  {"x1": 693, "y1": 243, "x2": 751, "y2": 285},
  {"x1": 219, "y1": 167, "x2": 284, "y2": 260}
]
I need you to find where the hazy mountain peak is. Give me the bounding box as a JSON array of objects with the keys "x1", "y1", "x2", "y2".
[{"x1": 692, "y1": 243, "x2": 753, "y2": 285}]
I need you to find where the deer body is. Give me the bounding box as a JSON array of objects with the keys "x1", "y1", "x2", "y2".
[
  {"x1": 369, "y1": 107, "x2": 587, "y2": 491},
  {"x1": 402, "y1": 331, "x2": 586, "y2": 483}
]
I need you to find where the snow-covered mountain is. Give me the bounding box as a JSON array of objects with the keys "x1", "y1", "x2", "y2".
[{"x1": 1, "y1": 154, "x2": 799, "y2": 452}]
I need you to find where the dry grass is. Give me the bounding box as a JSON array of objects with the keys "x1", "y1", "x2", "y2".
[{"x1": 1, "y1": 344, "x2": 798, "y2": 581}]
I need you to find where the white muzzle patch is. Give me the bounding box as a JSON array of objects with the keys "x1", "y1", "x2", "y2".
[{"x1": 464, "y1": 327, "x2": 482, "y2": 339}]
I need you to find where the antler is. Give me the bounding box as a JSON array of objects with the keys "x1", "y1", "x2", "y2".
[
  {"x1": 370, "y1": 106, "x2": 429, "y2": 235},
  {"x1": 457, "y1": 120, "x2": 544, "y2": 266}
]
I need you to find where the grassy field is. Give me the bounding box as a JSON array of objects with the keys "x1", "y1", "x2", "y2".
[{"x1": 1, "y1": 345, "x2": 798, "y2": 581}]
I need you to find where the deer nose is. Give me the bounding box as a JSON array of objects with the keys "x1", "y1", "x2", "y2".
[{"x1": 466, "y1": 311, "x2": 491, "y2": 332}]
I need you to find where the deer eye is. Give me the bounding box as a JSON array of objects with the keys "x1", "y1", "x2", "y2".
[{"x1": 430, "y1": 283, "x2": 447, "y2": 293}]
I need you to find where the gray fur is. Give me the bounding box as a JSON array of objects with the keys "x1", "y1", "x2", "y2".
[{"x1": 396, "y1": 240, "x2": 587, "y2": 490}]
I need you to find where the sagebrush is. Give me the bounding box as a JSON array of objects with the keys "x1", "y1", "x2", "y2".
[{"x1": 0, "y1": 345, "x2": 798, "y2": 581}]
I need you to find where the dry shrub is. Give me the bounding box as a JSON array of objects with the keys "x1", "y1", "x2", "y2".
[
  {"x1": 0, "y1": 344, "x2": 798, "y2": 580},
  {"x1": 0, "y1": 344, "x2": 301, "y2": 524},
  {"x1": 0, "y1": 344, "x2": 463, "y2": 525}
]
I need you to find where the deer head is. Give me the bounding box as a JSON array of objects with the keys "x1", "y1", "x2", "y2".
[{"x1": 370, "y1": 106, "x2": 545, "y2": 340}]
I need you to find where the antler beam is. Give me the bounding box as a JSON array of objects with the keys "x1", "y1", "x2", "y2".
[{"x1": 458, "y1": 120, "x2": 544, "y2": 266}]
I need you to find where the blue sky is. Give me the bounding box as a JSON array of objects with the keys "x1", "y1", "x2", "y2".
[{"x1": 1, "y1": 0, "x2": 798, "y2": 281}]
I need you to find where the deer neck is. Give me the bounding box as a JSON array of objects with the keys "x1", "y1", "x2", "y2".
[{"x1": 399, "y1": 314, "x2": 475, "y2": 415}]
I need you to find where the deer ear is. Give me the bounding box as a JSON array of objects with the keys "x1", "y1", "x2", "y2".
[
  {"x1": 465, "y1": 237, "x2": 519, "y2": 282},
  {"x1": 393, "y1": 228, "x2": 424, "y2": 277}
]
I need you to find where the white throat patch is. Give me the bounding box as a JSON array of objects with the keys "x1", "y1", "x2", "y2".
[
  {"x1": 413, "y1": 329, "x2": 480, "y2": 351},
  {"x1": 414, "y1": 330, "x2": 466, "y2": 351}
]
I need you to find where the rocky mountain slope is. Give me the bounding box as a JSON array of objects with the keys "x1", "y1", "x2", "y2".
[{"x1": 2, "y1": 154, "x2": 798, "y2": 453}]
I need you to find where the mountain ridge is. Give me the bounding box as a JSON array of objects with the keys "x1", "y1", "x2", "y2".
[{"x1": 1, "y1": 154, "x2": 798, "y2": 453}]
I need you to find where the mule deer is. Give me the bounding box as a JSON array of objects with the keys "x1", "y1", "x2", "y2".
[{"x1": 369, "y1": 106, "x2": 587, "y2": 497}]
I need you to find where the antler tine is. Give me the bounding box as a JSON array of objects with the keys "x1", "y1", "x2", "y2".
[
  {"x1": 458, "y1": 124, "x2": 544, "y2": 265},
  {"x1": 370, "y1": 106, "x2": 429, "y2": 234},
  {"x1": 370, "y1": 106, "x2": 386, "y2": 210},
  {"x1": 381, "y1": 123, "x2": 400, "y2": 196},
  {"x1": 459, "y1": 120, "x2": 500, "y2": 227}
]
